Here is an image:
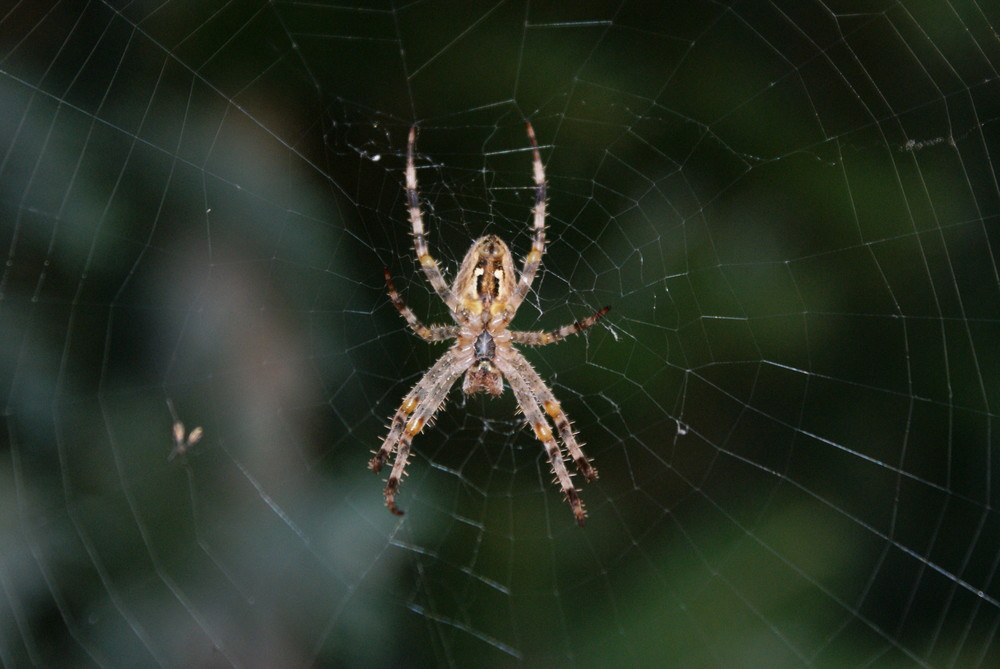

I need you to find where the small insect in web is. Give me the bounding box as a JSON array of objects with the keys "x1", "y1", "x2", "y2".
[
  {"x1": 167, "y1": 399, "x2": 203, "y2": 461},
  {"x1": 370, "y1": 123, "x2": 611, "y2": 526}
]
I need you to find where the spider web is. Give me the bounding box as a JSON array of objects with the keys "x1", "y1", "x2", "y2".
[{"x1": 2, "y1": 0, "x2": 999, "y2": 666}]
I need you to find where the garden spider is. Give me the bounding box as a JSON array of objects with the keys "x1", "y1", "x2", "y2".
[{"x1": 370, "y1": 123, "x2": 610, "y2": 526}]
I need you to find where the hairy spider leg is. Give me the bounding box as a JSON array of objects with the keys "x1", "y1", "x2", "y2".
[
  {"x1": 497, "y1": 355, "x2": 589, "y2": 525},
  {"x1": 509, "y1": 122, "x2": 548, "y2": 313},
  {"x1": 406, "y1": 127, "x2": 459, "y2": 312},
  {"x1": 370, "y1": 348, "x2": 471, "y2": 515},
  {"x1": 502, "y1": 349, "x2": 599, "y2": 483},
  {"x1": 510, "y1": 305, "x2": 611, "y2": 346},
  {"x1": 383, "y1": 268, "x2": 458, "y2": 341}
]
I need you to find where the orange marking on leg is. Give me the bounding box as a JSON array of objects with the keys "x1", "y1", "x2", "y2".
[
  {"x1": 534, "y1": 421, "x2": 553, "y2": 442},
  {"x1": 405, "y1": 416, "x2": 425, "y2": 436}
]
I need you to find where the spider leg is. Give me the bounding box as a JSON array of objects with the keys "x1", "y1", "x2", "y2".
[
  {"x1": 406, "y1": 126, "x2": 459, "y2": 311},
  {"x1": 510, "y1": 305, "x2": 611, "y2": 346},
  {"x1": 371, "y1": 348, "x2": 468, "y2": 516},
  {"x1": 510, "y1": 122, "x2": 547, "y2": 311},
  {"x1": 503, "y1": 349, "x2": 598, "y2": 482},
  {"x1": 496, "y1": 355, "x2": 590, "y2": 526},
  {"x1": 369, "y1": 349, "x2": 461, "y2": 472},
  {"x1": 384, "y1": 268, "x2": 459, "y2": 341}
]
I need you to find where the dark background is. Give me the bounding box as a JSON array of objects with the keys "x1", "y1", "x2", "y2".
[{"x1": 1, "y1": 1, "x2": 999, "y2": 667}]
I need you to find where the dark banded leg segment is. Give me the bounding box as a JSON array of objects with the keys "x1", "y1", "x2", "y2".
[
  {"x1": 383, "y1": 268, "x2": 458, "y2": 341},
  {"x1": 406, "y1": 126, "x2": 458, "y2": 311},
  {"x1": 510, "y1": 306, "x2": 611, "y2": 346},
  {"x1": 505, "y1": 350, "x2": 598, "y2": 483},
  {"x1": 370, "y1": 348, "x2": 467, "y2": 515},
  {"x1": 497, "y1": 356, "x2": 589, "y2": 525},
  {"x1": 510, "y1": 122, "x2": 548, "y2": 310}
]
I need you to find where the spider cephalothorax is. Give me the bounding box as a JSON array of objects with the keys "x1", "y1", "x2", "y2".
[{"x1": 370, "y1": 123, "x2": 610, "y2": 526}]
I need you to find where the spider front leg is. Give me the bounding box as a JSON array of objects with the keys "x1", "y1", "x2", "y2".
[
  {"x1": 504, "y1": 349, "x2": 599, "y2": 482},
  {"x1": 497, "y1": 356, "x2": 591, "y2": 525},
  {"x1": 371, "y1": 349, "x2": 467, "y2": 515}
]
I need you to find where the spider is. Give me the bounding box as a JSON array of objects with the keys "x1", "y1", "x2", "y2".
[{"x1": 370, "y1": 123, "x2": 610, "y2": 526}]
